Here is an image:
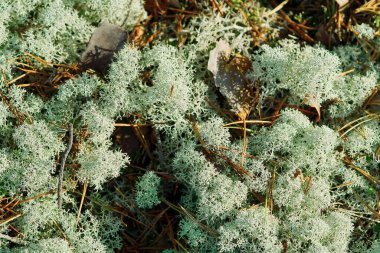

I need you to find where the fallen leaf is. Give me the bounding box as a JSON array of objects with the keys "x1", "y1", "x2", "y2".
[
  {"x1": 230, "y1": 53, "x2": 252, "y2": 74},
  {"x1": 207, "y1": 40, "x2": 253, "y2": 120},
  {"x1": 304, "y1": 94, "x2": 321, "y2": 122},
  {"x1": 336, "y1": 0, "x2": 349, "y2": 7},
  {"x1": 130, "y1": 24, "x2": 146, "y2": 47},
  {"x1": 207, "y1": 40, "x2": 231, "y2": 76}
]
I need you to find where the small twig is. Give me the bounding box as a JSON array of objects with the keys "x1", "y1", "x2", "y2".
[
  {"x1": 0, "y1": 233, "x2": 28, "y2": 245},
  {"x1": 18, "y1": 190, "x2": 54, "y2": 205},
  {"x1": 0, "y1": 89, "x2": 25, "y2": 124},
  {"x1": 211, "y1": 0, "x2": 224, "y2": 16},
  {"x1": 57, "y1": 123, "x2": 74, "y2": 209},
  {"x1": 263, "y1": 0, "x2": 288, "y2": 17},
  {"x1": 121, "y1": 0, "x2": 134, "y2": 27},
  {"x1": 223, "y1": 119, "x2": 271, "y2": 127},
  {"x1": 240, "y1": 118, "x2": 247, "y2": 166},
  {"x1": 269, "y1": 0, "x2": 315, "y2": 43},
  {"x1": 340, "y1": 115, "x2": 379, "y2": 138},
  {"x1": 343, "y1": 156, "x2": 380, "y2": 186}
]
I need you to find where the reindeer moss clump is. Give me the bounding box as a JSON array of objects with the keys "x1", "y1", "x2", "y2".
[{"x1": 0, "y1": 1, "x2": 379, "y2": 252}]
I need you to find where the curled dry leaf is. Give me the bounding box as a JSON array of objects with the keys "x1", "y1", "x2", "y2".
[
  {"x1": 130, "y1": 24, "x2": 145, "y2": 47},
  {"x1": 304, "y1": 94, "x2": 321, "y2": 122},
  {"x1": 207, "y1": 40, "x2": 253, "y2": 120},
  {"x1": 336, "y1": 0, "x2": 349, "y2": 7},
  {"x1": 207, "y1": 40, "x2": 231, "y2": 76}
]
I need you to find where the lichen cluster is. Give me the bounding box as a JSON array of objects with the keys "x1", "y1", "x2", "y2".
[{"x1": 0, "y1": 1, "x2": 379, "y2": 252}]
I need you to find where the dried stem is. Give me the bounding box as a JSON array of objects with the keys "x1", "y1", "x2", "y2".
[
  {"x1": 57, "y1": 123, "x2": 74, "y2": 209},
  {"x1": 0, "y1": 233, "x2": 27, "y2": 245}
]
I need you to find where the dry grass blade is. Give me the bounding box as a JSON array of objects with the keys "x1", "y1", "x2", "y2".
[
  {"x1": 209, "y1": 145, "x2": 255, "y2": 159},
  {"x1": 363, "y1": 86, "x2": 379, "y2": 108},
  {"x1": 211, "y1": 150, "x2": 253, "y2": 177},
  {"x1": 303, "y1": 176, "x2": 312, "y2": 195},
  {"x1": 0, "y1": 213, "x2": 22, "y2": 227},
  {"x1": 137, "y1": 207, "x2": 169, "y2": 243},
  {"x1": 265, "y1": 165, "x2": 276, "y2": 212},
  {"x1": 76, "y1": 178, "x2": 89, "y2": 226},
  {"x1": 24, "y1": 52, "x2": 50, "y2": 65},
  {"x1": 174, "y1": 239, "x2": 190, "y2": 253},
  {"x1": 263, "y1": 0, "x2": 288, "y2": 17},
  {"x1": 344, "y1": 157, "x2": 380, "y2": 185},
  {"x1": 18, "y1": 190, "x2": 54, "y2": 205},
  {"x1": 368, "y1": 101, "x2": 380, "y2": 106},
  {"x1": 53, "y1": 220, "x2": 68, "y2": 241},
  {"x1": 113, "y1": 187, "x2": 149, "y2": 227},
  {"x1": 351, "y1": 190, "x2": 380, "y2": 219},
  {"x1": 339, "y1": 113, "x2": 379, "y2": 138},
  {"x1": 269, "y1": 0, "x2": 315, "y2": 43},
  {"x1": 113, "y1": 123, "x2": 154, "y2": 127},
  {"x1": 2, "y1": 197, "x2": 18, "y2": 210},
  {"x1": 331, "y1": 182, "x2": 352, "y2": 189},
  {"x1": 132, "y1": 125, "x2": 154, "y2": 160},
  {"x1": 338, "y1": 114, "x2": 374, "y2": 132},
  {"x1": 223, "y1": 119, "x2": 271, "y2": 127},
  {"x1": 0, "y1": 89, "x2": 27, "y2": 125},
  {"x1": 223, "y1": 126, "x2": 255, "y2": 132},
  {"x1": 335, "y1": 207, "x2": 380, "y2": 222},
  {"x1": 355, "y1": 0, "x2": 380, "y2": 14},
  {"x1": 57, "y1": 123, "x2": 74, "y2": 209},
  {"x1": 240, "y1": 118, "x2": 247, "y2": 166},
  {"x1": 338, "y1": 68, "x2": 355, "y2": 77},
  {"x1": 189, "y1": 118, "x2": 209, "y2": 152},
  {"x1": 189, "y1": 116, "x2": 252, "y2": 177},
  {"x1": 16, "y1": 83, "x2": 52, "y2": 88},
  {"x1": 161, "y1": 198, "x2": 218, "y2": 236},
  {"x1": 5, "y1": 73, "x2": 28, "y2": 85},
  {"x1": 190, "y1": 118, "x2": 251, "y2": 177},
  {"x1": 210, "y1": 0, "x2": 224, "y2": 16}
]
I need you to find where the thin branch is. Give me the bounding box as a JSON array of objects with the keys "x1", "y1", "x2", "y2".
[
  {"x1": 0, "y1": 233, "x2": 28, "y2": 245},
  {"x1": 57, "y1": 123, "x2": 74, "y2": 209},
  {"x1": 121, "y1": 0, "x2": 134, "y2": 27}
]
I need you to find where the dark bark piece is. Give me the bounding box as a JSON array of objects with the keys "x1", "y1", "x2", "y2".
[{"x1": 80, "y1": 22, "x2": 128, "y2": 75}]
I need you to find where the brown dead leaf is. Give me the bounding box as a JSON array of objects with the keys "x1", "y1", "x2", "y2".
[
  {"x1": 130, "y1": 24, "x2": 145, "y2": 47},
  {"x1": 207, "y1": 40, "x2": 253, "y2": 120},
  {"x1": 304, "y1": 94, "x2": 321, "y2": 122}
]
